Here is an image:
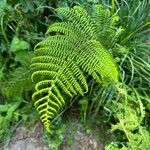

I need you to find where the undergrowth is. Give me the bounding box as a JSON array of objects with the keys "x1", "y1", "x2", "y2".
[{"x1": 0, "y1": 0, "x2": 150, "y2": 150}]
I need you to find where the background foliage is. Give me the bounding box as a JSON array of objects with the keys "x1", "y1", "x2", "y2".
[{"x1": 0, "y1": 0, "x2": 150, "y2": 150}]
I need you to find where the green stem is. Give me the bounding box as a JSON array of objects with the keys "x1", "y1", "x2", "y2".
[{"x1": 1, "y1": 13, "x2": 9, "y2": 44}]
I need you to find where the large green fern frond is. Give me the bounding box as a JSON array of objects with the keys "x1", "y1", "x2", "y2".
[
  {"x1": 91, "y1": 5, "x2": 121, "y2": 48},
  {"x1": 31, "y1": 5, "x2": 119, "y2": 132}
]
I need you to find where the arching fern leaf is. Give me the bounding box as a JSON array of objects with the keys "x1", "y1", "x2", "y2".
[{"x1": 31, "y1": 5, "x2": 119, "y2": 132}]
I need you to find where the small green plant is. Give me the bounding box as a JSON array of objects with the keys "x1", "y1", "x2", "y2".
[
  {"x1": 104, "y1": 87, "x2": 150, "y2": 150},
  {"x1": 0, "y1": 102, "x2": 20, "y2": 144},
  {"x1": 44, "y1": 123, "x2": 67, "y2": 150}
]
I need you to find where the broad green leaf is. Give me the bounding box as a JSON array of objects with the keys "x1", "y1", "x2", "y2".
[{"x1": 10, "y1": 36, "x2": 30, "y2": 52}]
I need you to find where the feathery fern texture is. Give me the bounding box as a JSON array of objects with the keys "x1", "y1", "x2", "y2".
[
  {"x1": 0, "y1": 51, "x2": 34, "y2": 100},
  {"x1": 31, "y1": 5, "x2": 119, "y2": 132},
  {"x1": 91, "y1": 5, "x2": 121, "y2": 48}
]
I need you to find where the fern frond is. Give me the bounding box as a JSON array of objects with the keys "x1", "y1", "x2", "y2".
[
  {"x1": 0, "y1": 51, "x2": 34, "y2": 100},
  {"x1": 91, "y1": 5, "x2": 119, "y2": 48},
  {"x1": 77, "y1": 40, "x2": 118, "y2": 83},
  {"x1": 0, "y1": 67, "x2": 31, "y2": 100},
  {"x1": 31, "y1": 5, "x2": 119, "y2": 132}
]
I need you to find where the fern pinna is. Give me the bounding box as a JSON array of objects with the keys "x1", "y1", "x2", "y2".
[{"x1": 30, "y1": 5, "x2": 119, "y2": 132}]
